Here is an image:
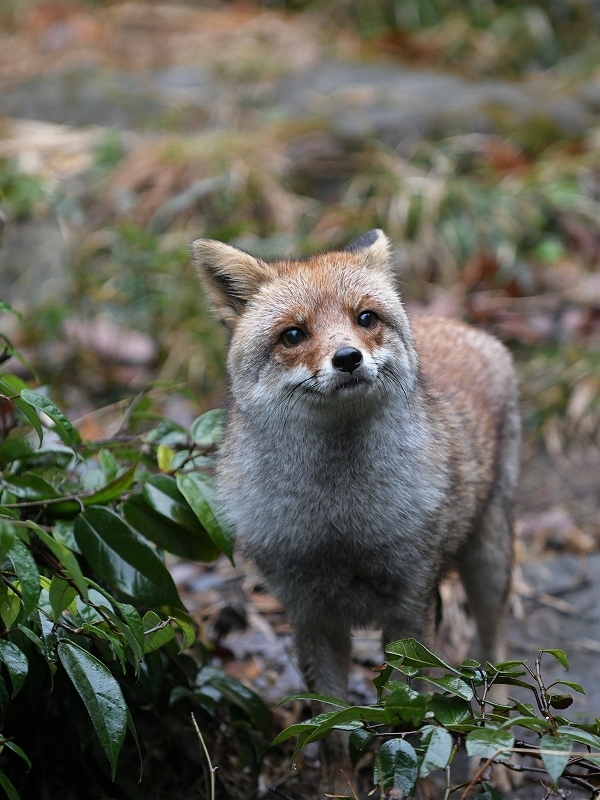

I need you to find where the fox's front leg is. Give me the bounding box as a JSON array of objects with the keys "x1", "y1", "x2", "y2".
[{"x1": 293, "y1": 615, "x2": 354, "y2": 796}]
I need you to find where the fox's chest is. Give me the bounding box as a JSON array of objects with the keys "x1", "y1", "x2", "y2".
[{"x1": 219, "y1": 422, "x2": 446, "y2": 555}]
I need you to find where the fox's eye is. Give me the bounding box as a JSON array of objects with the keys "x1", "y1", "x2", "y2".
[
  {"x1": 357, "y1": 311, "x2": 378, "y2": 329},
  {"x1": 280, "y1": 327, "x2": 305, "y2": 347}
]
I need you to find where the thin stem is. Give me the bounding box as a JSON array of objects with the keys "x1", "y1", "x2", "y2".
[{"x1": 191, "y1": 712, "x2": 216, "y2": 800}]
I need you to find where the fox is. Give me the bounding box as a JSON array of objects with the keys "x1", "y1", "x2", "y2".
[{"x1": 191, "y1": 229, "x2": 520, "y2": 795}]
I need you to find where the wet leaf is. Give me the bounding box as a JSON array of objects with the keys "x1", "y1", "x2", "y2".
[
  {"x1": 374, "y1": 738, "x2": 418, "y2": 795},
  {"x1": 421, "y1": 674, "x2": 473, "y2": 700},
  {"x1": 427, "y1": 695, "x2": 471, "y2": 726},
  {"x1": 123, "y1": 494, "x2": 218, "y2": 561},
  {"x1": 385, "y1": 683, "x2": 430, "y2": 725},
  {"x1": 48, "y1": 576, "x2": 77, "y2": 621},
  {"x1": 0, "y1": 587, "x2": 20, "y2": 631},
  {"x1": 31, "y1": 525, "x2": 88, "y2": 601},
  {"x1": 176, "y1": 472, "x2": 234, "y2": 562},
  {"x1": 142, "y1": 475, "x2": 205, "y2": 534},
  {"x1": 58, "y1": 641, "x2": 127, "y2": 780},
  {"x1": 7, "y1": 538, "x2": 40, "y2": 618},
  {"x1": 75, "y1": 507, "x2": 183, "y2": 608},
  {"x1": 20, "y1": 390, "x2": 81, "y2": 450},
  {"x1": 0, "y1": 641, "x2": 28, "y2": 697}
]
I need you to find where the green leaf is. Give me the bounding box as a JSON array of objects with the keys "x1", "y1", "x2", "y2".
[
  {"x1": 286, "y1": 706, "x2": 387, "y2": 753},
  {"x1": 99, "y1": 449, "x2": 120, "y2": 480},
  {"x1": 31, "y1": 525, "x2": 88, "y2": 600},
  {"x1": 50, "y1": 460, "x2": 138, "y2": 516},
  {"x1": 48, "y1": 576, "x2": 77, "y2": 622},
  {"x1": 0, "y1": 522, "x2": 15, "y2": 561},
  {"x1": 556, "y1": 726, "x2": 600, "y2": 750},
  {"x1": 95, "y1": 606, "x2": 143, "y2": 668},
  {"x1": 492, "y1": 660, "x2": 526, "y2": 671},
  {"x1": 0, "y1": 767, "x2": 20, "y2": 800},
  {"x1": 277, "y1": 692, "x2": 350, "y2": 708},
  {"x1": 3, "y1": 740, "x2": 31, "y2": 769},
  {"x1": 57, "y1": 641, "x2": 127, "y2": 780},
  {"x1": 553, "y1": 679, "x2": 584, "y2": 694},
  {"x1": 465, "y1": 728, "x2": 514, "y2": 761},
  {"x1": 7, "y1": 538, "x2": 40, "y2": 618},
  {"x1": 427, "y1": 695, "x2": 471, "y2": 726},
  {"x1": 0, "y1": 587, "x2": 20, "y2": 631},
  {"x1": 122, "y1": 494, "x2": 218, "y2": 561},
  {"x1": 0, "y1": 640, "x2": 28, "y2": 697},
  {"x1": 541, "y1": 649, "x2": 569, "y2": 670},
  {"x1": 203, "y1": 667, "x2": 271, "y2": 734},
  {"x1": 156, "y1": 444, "x2": 174, "y2": 472},
  {"x1": 374, "y1": 738, "x2": 418, "y2": 795},
  {"x1": 384, "y1": 683, "x2": 430, "y2": 725},
  {"x1": 52, "y1": 520, "x2": 80, "y2": 553},
  {"x1": 19, "y1": 390, "x2": 81, "y2": 449},
  {"x1": 0, "y1": 376, "x2": 43, "y2": 446},
  {"x1": 142, "y1": 475, "x2": 207, "y2": 534},
  {"x1": 419, "y1": 726, "x2": 454, "y2": 777},
  {"x1": 189, "y1": 409, "x2": 225, "y2": 448},
  {"x1": 499, "y1": 715, "x2": 551, "y2": 733},
  {"x1": 172, "y1": 616, "x2": 196, "y2": 651},
  {"x1": 176, "y1": 473, "x2": 234, "y2": 562},
  {"x1": 142, "y1": 611, "x2": 175, "y2": 654},
  {"x1": 421, "y1": 674, "x2": 474, "y2": 700},
  {"x1": 74, "y1": 507, "x2": 183, "y2": 608},
  {"x1": 349, "y1": 729, "x2": 374, "y2": 766},
  {"x1": 540, "y1": 733, "x2": 572, "y2": 786},
  {"x1": 3, "y1": 473, "x2": 62, "y2": 502},
  {"x1": 271, "y1": 721, "x2": 321, "y2": 746},
  {"x1": 115, "y1": 602, "x2": 144, "y2": 652},
  {"x1": 385, "y1": 638, "x2": 460, "y2": 675}
]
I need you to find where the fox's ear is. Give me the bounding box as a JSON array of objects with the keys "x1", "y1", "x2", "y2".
[
  {"x1": 191, "y1": 239, "x2": 273, "y2": 328},
  {"x1": 346, "y1": 229, "x2": 391, "y2": 271}
]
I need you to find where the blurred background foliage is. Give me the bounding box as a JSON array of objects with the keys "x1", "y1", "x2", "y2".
[{"x1": 1, "y1": 0, "x2": 600, "y2": 443}]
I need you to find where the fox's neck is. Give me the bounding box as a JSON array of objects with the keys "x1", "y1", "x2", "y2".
[{"x1": 236, "y1": 379, "x2": 429, "y2": 455}]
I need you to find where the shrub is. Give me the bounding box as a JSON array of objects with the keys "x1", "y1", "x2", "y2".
[
  {"x1": 0, "y1": 302, "x2": 268, "y2": 800},
  {"x1": 277, "y1": 638, "x2": 600, "y2": 798}
]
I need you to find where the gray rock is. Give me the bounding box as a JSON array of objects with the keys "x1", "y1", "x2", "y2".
[
  {"x1": 510, "y1": 552, "x2": 600, "y2": 717},
  {"x1": 0, "y1": 65, "x2": 219, "y2": 129},
  {"x1": 273, "y1": 63, "x2": 594, "y2": 146}
]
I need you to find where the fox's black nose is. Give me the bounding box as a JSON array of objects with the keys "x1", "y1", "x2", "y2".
[{"x1": 332, "y1": 347, "x2": 363, "y2": 374}]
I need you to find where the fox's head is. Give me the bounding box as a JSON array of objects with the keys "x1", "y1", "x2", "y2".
[{"x1": 191, "y1": 230, "x2": 418, "y2": 419}]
